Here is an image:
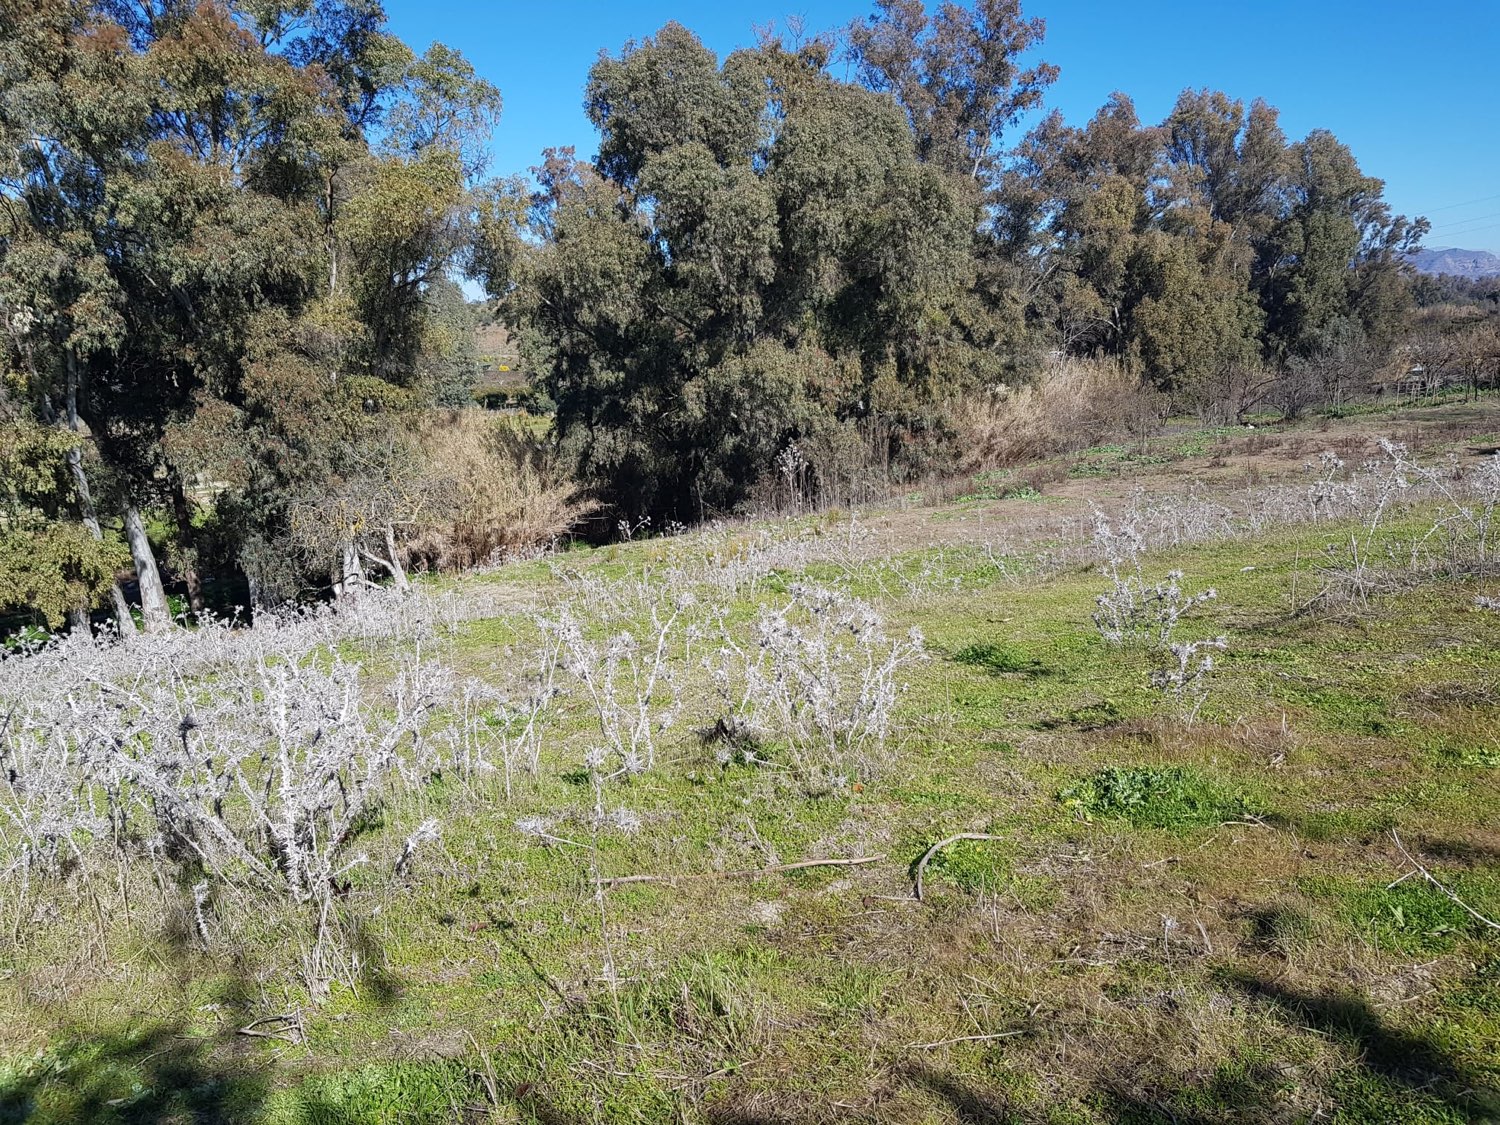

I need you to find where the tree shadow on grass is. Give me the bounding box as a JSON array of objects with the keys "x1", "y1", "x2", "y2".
[
  {"x1": 704, "y1": 1064, "x2": 1025, "y2": 1125},
  {"x1": 0, "y1": 937, "x2": 277, "y2": 1123},
  {"x1": 951, "y1": 643, "x2": 1054, "y2": 680},
  {"x1": 1225, "y1": 968, "x2": 1500, "y2": 1120},
  {"x1": 1416, "y1": 835, "x2": 1500, "y2": 867},
  {"x1": 0, "y1": 921, "x2": 408, "y2": 1124},
  {"x1": 0, "y1": 1021, "x2": 269, "y2": 1125},
  {"x1": 347, "y1": 917, "x2": 404, "y2": 1009}
]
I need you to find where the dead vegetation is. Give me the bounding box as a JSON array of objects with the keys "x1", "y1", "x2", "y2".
[{"x1": 1, "y1": 397, "x2": 1498, "y2": 1123}]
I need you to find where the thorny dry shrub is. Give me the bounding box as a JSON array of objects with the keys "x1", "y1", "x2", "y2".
[
  {"x1": 1300, "y1": 441, "x2": 1500, "y2": 606},
  {"x1": 1090, "y1": 514, "x2": 1219, "y2": 649},
  {"x1": 1150, "y1": 636, "x2": 1229, "y2": 725},
  {"x1": 515, "y1": 566, "x2": 922, "y2": 990},
  {"x1": 1088, "y1": 512, "x2": 1226, "y2": 722},
  {"x1": 1038, "y1": 442, "x2": 1500, "y2": 589},
  {"x1": 0, "y1": 588, "x2": 548, "y2": 993},
  {"x1": 407, "y1": 408, "x2": 594, "y2": 571},
  {"x1": 1070, "y1": 440, "x2": 1500, "y2": 723},
  {"x1": 708, "y1": 581, "x2": 926, "y2": 788},
  {"x1": 537, "y1": 573, "x2": 688, "y2": 780},
  {"x1": 951, "y1": 357, "x2": 1165, "y2": 472},
  {"x1": 3, "y1": 429, "x2": 1494, "y2": 1008}
]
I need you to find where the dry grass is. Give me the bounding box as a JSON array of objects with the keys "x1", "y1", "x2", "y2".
[
  {"x1": 951, "y1": 357, "x2": 1166, "y2": 472},
  {"x1": 407, "y1": 408, "x2": 593, "y2": 570}
]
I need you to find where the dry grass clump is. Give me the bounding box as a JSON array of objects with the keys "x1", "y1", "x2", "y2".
[
  {"x1": 407, "y1": 409, "x2": 592, "y2": 570},
  {"x1": 952, "y1": 357, "x2": 1166, "y2": 472}
]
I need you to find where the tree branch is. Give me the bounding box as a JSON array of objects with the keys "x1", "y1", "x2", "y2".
[
  {"x1": 1388, "y1": 829, "x2": 1500, "y2": 930},
  {"x1": 603, "y1": 853, "x2": 884, "y2": 889},
  {"x1": 913, "y1": 833, "x2": 1005, "y2": 902}
]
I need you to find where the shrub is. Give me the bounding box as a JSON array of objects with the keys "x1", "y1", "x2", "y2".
[
  {"x1": 0, "y1": 586, "x2": 511, "y2": 992},
  {"x1": 407, "y1": 409, "x2": 592, "y2": 570},
  {"x1": 1090, "y1": 514, "x2": 1218, "y2": 648},
  {"x1": 950, "y1": 357, "x2": 1165, "y2": 472},
  {"x1": 708, "y1": 581, "x2": 924, "y2": 785}
]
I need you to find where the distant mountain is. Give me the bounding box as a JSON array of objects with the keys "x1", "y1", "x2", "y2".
[{"x1": 1406, "y1": 247, "x2": 1500, "y2": 280}]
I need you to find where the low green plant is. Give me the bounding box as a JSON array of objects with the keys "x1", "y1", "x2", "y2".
[
  {"x1": 952, "y1": 642, "x2": 1048, "y2": 677},
  {"x1": 2, "y1": 623, "x2": 50, "y2": 652},
  {"x1": 273, "y1": 1060, "x2": 477, "y2": 1125},
  {"x1": 1059, "y1": 765, "x2": 1246, "y2": 829},
  {"x1": 1334, "y1": 877, "x2": 1500, "y2": 954}
]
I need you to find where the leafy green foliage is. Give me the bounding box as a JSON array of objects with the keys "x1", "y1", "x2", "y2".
[
  {"x1": 0, "y1": 0, "x2": 513, "y2": 615},
  {"x1": 1059, "y1": 765, "x2": 1246, "y2": 829},
  {"x1": 0, "y1": 524, "x2": 123, "y2": 628},
  {"x1": 0, "y1": 417, "x2": 125, "y2": 625},
  {"x1": 275, "y1": 1061, "x2": 478, "y2": 1125},
  {"x1": 0, "y1": 0, "x2": 1436, "y2": 627},
  {"x1": 484, "y1": 25, "x2": 1008, "y2": 523},
  {"x1": 952, "y1": 641, "x2": 1048, "y2": 676}
]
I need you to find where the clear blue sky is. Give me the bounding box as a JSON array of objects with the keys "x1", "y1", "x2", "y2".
[{"x1": 384, "y1": 0, "x2": 1500, "y2": 252}]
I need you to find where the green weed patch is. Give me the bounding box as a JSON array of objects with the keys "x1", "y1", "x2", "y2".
[{"x1": 1059, "y1": 765, "x2": 1248, "y2": 829}]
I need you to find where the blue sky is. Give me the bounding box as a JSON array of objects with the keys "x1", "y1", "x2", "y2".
[{"x1": 384, "y1": 0, "x2": 1500, "y2": 252}]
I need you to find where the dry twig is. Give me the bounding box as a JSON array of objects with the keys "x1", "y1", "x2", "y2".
[
  {"x1": 913, "y1": 833, "x2": 1005, "y2": 902},
  {"x1": 902, "y1": 1031, "x2": 1025, "y2": 1050},
  {"x1": 1388, "y1": 829, "x2": 1500, "y2": 930},
  {"x1": 237, "y1": 1013, "x2": 303, "y2": 1043}
]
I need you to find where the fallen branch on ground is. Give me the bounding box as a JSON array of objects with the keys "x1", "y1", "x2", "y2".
[
  {"x1": 237, "y1": 1013, "x2": 303, "y2": 1042},
  {"x1": 1388, "y1": 829, "x2": 1500, "y2": 930},
  {"x1": 902, "y1": 1030, "x2": 1025, "y2": 1050},
  {"x1": 603, "y1": 854, "x2": 885, "y2": 889},
  {"x1": 913, "y1": 833, "x2": 1006, "y2": 902}
]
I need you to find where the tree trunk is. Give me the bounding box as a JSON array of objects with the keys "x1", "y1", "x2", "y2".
[
  {"x1": 123, "y1": 504, "x2": 173, "y2": 632},
  {"x1": 384, "y1": 524, "x2": 410, "y2": 591},
  {"x1": 326, "y1": 169, "x2": 339, "y2": 295},
  {"x1": 246, "y1": 571, "x2": 265, "y2": 620},
  {"x1": 169, "y1": 474, "x2": 206, "y2": 615},
  {"x1": 65, "y1": 445, "x2": 136, "y2": 636},
  {"x1": 62, "y1": 348, "x2": 135, "y2": 637},
  {"x1": 357, "y1": 528, "x2": 410, "y2": 592},
  {"x1": 334, "y1": 539, "x2": 365, "y2": 600}
]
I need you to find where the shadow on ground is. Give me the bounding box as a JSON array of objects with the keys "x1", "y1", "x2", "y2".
[
  {"x1": 1226, "y1": 969, "x2": 1500, "y2": 1121},
  {"x1": 0, "y1": 1021, "x2": 268, "y2": 1125}
]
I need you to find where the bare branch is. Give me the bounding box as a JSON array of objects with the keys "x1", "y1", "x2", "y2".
[
  {"x1": 1389, "y1": 829, "x2": 1500, "y2": 931},
  {"x1": 914, "y1": 833, "x2": 1006, "y2": 902}
]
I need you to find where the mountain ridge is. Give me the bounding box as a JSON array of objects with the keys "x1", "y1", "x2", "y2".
[{"x1": 1406, "y1": 246, "x2": 1500, "y2": 279}]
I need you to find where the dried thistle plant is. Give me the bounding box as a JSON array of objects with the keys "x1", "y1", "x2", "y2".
[{"x1": 708, "y1": 581, "x2": 924, "y2": 786}]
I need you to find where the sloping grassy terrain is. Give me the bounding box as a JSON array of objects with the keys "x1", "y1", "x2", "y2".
[{"x1": 2, "y1": 401, "x2": 1499, "y2": 1124}]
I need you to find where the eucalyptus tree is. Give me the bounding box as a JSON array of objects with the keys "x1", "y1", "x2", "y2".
[
  {"x1": 2, "y1": 0, "x2": 500, "y2": 621},
  {"x1": 998, "y1": 73, "x2": 1425, "y2": 415},
  {"x1": 1257, "y1": 129, "x2": 1427, "y2": 361},
  {"x1": 0, "y1": 401, "x2": 125, "y2": 630},
  {"x1": 847, "y1": 0, "x2": 1059, "y2": 374},
  {"x1": 492, "y1": 24, "x2": 981, "y2": 524},
  {"x1": 846, "y1": 0, "x2": 1057, "y2": 187},
  {"x1": 0, "y1": 0, "x2": 336, "y2": 628}
]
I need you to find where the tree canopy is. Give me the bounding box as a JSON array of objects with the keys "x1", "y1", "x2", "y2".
[{"x1": 0, "y1": 0, "x2": 1440, "y2": 630}]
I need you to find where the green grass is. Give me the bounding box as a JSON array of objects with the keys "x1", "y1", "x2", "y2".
[
  {"x1": 266, "y1": 1061, "x2": 478, "y2": 1125},
  {"x1": 6, "y1": 400, "x2": 1500, "y2": 1122},
  {"x1": 1308, "y1": 872, "x2": 1500, "y2": 955}
]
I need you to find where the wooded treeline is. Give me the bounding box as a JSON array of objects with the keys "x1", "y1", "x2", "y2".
[{"x1": 0, "y1": 0, "x2": 1481, "y2": 632}]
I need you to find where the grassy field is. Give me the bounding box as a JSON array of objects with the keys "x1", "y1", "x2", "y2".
[{"x1": 2, "y1": 399, "x2": 1499, "y2": 1124}]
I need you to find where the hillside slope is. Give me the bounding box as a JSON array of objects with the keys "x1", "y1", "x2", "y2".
[
  {"x1": 2, "y1": 398, "x2": 1499, "y2": 1123},
  {"x1": 1408, "y1": 246, "x2": 1500, "y2": 279}
]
